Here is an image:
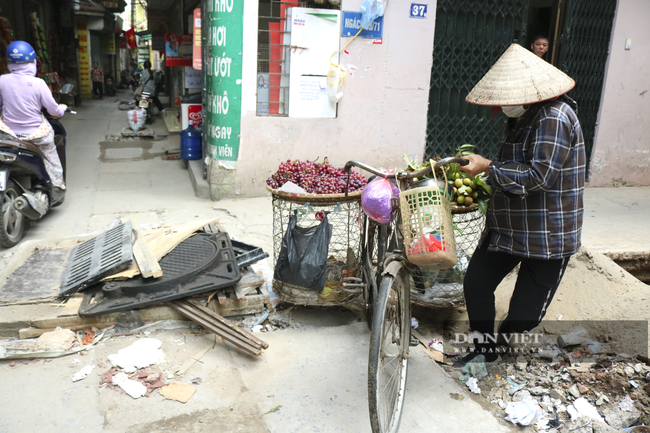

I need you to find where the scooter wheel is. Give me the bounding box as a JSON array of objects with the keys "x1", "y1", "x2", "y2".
[{"x1": 0, "y1": 180, "x2": 25, "y2": 247}]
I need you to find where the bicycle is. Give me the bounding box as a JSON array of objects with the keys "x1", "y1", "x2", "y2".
[{"x1": 343, "y1": 157, "x2": 468, "y2": 433}]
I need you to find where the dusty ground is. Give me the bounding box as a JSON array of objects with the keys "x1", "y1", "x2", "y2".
[{"x1": 412, "y1": 248, "x2": 650, "y2": 432}]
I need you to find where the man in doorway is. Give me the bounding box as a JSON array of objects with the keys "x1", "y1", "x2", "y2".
[
  {"x1": 452, "y1": 43, "x2": 585, "y2": 368},
  {"x1": 530, "y1": 34, "x2": 549, "y2": 58},
  {"x1": 91, "y1": 62, "x2": 104, "y2": 99}
]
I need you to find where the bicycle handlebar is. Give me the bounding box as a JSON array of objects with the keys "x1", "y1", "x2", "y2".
[
  {"x1": 344, "y1": 157, "x2": 469, "y2": 197},
  {"x1": 344, "y1": 156, "x2": 468, "y2": 180}
]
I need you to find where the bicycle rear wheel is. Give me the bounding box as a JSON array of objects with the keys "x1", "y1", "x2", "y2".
[{"x1": 368, "y1": 266, "x2": 410, "y2": 433}]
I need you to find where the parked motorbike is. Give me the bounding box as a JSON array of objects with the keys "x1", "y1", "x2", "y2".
[
  {"x1": 105, "y1": 75, "x2": 117, "y2": 97},
  {"x1": 130, "y1": 70, "x2": 140, "y2": 90},
  {"x1": 0, "y1": 108, "x2": 74, "y2": 247}
]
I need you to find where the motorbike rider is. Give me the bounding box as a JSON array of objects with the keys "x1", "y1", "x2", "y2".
[
  {"x1": 141, "y1": 61, "x2": 164, "y2": 113},
  {"x1": 0, "y1": 41, "x2": 67, "y2": 194}
]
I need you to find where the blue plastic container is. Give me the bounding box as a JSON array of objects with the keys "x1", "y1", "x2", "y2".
[{"x1": 180, "y1": 121, "x2": 202, "y2": 160}]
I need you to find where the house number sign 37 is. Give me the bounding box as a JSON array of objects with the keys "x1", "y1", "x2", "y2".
[{"x1": 409, "y1": 3, "x2": 427, "y2": 18}]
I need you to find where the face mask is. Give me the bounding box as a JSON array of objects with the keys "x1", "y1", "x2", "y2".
[{"x1": 502, "y1": 105, "x2": 527, "y2": 118}]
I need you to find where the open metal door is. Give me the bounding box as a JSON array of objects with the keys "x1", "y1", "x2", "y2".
[
  {"x1": 558, "y1": 0, "x2": 616, "y2": 172},
  {"x1": 425, "y1": 0, "x2": 529, "y2": 160}
]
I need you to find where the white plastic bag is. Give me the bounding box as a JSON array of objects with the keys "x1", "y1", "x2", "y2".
[
  {"x1": 128, "y1": 108, "x2": 146, "y2": 131},
  {"x1": 327, "y1": 66, "x2": 345, "y2": 102}
]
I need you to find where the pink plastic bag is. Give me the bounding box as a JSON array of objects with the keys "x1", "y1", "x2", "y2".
[{"x1": 361, "y1": 177, "x2": 399, "y2": 224}]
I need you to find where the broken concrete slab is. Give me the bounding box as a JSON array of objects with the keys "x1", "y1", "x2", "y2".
[{"x1": 34, "y1": 328, "x2": 76, "y2": 351}]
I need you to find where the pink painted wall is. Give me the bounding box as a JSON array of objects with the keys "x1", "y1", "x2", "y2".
[
  {"x1": 589, "y1": 0, "x2": 650, "y2": 187},
  {"x1": 224, "y1": 0, "x2": 437, "y2": 198}
]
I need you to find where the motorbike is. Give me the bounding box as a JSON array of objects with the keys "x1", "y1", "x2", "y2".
[
  {"x1": 105, "y1": 75, "x2": 117, "y2": 97},
  {"x1": 130, "y1": 70, "x2": 140, "y2": 90},
  {"x1": 0, "y1": 108, "x2": 74, "y2": 247}
]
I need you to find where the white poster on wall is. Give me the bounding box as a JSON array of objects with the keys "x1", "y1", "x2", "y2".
[{"x1": 184, "y1": 66, "x2": 204, "y2": 89}]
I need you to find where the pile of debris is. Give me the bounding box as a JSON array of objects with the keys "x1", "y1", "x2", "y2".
[
  {"x1": 434, "y1": 328, "x2": 650, "y2": 432},
  {"x1": 1, "y1": 218, "x2": 275, "y2": 361}
]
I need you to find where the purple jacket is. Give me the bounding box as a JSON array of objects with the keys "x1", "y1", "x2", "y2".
[{"x1": 0, "y1": 62, "x2": 65, "y2": 135}]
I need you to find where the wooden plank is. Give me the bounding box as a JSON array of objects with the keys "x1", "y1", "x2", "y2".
[
  {"x1": 31, "y1": 305, "x2": 184, "y2": 329},
  {"x1": 234, "y1": 269, "x2": 264, "y2": 300},
  {"x1": 217, "y1": 291, "x2": 227, "y2": 305},
  {"x1": 129, "y1": 217, "x2": 163, "y2": 279},
  {"x1": 57, "y1": 294, "x2": 83, "y2": 317},
  {"x1": 208, "y1": 287, "x2": 267, "y2": 317}
]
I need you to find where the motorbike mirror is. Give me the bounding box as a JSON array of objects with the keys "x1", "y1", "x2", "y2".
[{"x1": 60, "y1": 83, "x2": 75, "y2": 95}]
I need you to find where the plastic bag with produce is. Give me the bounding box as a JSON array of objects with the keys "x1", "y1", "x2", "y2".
[{"x1": 361, "y1": 177, "x2": 398, "y2": 224}]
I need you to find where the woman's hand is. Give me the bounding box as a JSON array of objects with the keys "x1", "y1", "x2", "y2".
[
  {"x1": 459, "y1": 154, "x2": 491, "y2": 177},
  {"x1": 59, "y1": 104, "x2": 67, "y2": 112}
]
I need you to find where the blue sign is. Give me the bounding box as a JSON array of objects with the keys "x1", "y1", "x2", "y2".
[
  {"x1": 341, "y1": 11, "x2": 384, "y2": 39},
  {"x1": 409, "y1": 3, "x2": 428, "y2": 18}
]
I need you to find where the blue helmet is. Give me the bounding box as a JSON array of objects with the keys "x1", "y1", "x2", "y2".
[{"x1": 7, "y1": 41, "x2": 36, "y2": 63}]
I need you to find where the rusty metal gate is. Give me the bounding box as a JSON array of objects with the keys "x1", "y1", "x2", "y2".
[
  {"x1": 559, "y1": 0, "x2": 617, "y2": 172},
  {"x1": 426, "y1": 0, "x2": 616, "y2": 169},
  {"x1": 425, "y1": 0, "x2": 529, "y2": 160}
]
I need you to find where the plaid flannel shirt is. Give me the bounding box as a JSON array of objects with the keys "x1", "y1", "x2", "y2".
[{"x1": 483, "y1": 96, "x2": 586, "y2": 259}]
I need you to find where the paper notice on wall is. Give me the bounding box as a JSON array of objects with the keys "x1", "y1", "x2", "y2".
[
  {"x1": 184, "y1": 67, "x2": 204, "y2": 89},
  {"x1": 289, "y1": 75, "x2": 334, "y2": 118},
  {"x1": 298, "y1": 76, "x2": 327, "y2": 102}
]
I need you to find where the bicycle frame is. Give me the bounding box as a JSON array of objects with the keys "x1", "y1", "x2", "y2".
[{"x1": 345, "y1": 156, "x2": 468, "y2": 433}]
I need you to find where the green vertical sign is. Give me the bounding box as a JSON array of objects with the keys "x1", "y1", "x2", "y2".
[{"x1": 205, "y1": 0, "x2": 243, "y2": 161}]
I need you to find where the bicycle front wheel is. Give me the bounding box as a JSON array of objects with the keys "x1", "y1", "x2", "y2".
[{"x1": 368, "y1": 267, "x2": 410, "y2": 433}]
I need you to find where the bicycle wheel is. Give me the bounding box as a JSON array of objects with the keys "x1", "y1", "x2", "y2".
[{"x1": 368, "y1": 266, "x2": 410, "y2": 433}]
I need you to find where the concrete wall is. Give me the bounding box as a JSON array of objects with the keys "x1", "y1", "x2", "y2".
[
  {"x1": 589, "y1": 0, "x2": 650, "y2": 187},
  {"x1": 219, "y1": 0, "x2": 437, "y2": 198}
]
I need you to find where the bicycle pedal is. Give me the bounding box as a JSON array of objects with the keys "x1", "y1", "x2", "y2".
[{"x1": 409, "y1": 336, "x2": 420, "y2": 347}]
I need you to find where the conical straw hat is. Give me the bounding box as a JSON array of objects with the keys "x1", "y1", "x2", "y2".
[{"x1": 466, "y1": 43, "x2": 575, "y2": 106}]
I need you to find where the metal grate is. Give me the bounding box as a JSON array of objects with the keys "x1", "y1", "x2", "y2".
[
  {"x1": 78, "y1": 232, "x2": 242, "y2": 317},
  {"x1": 425, "y1": 0, "x2": 529, "y2": 160},
  {"x1": 59, "y1": 221, "x2": 133, "y2": 297},
  {"x1": 558, "y1": 0, "x2": 616, "y2": 175}
]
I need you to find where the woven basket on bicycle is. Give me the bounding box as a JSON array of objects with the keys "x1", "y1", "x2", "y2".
[
  {"x1": 268, "y1": 186, "x2": 363, "y2": 307},
  {"x1": 410, "y1": 203, "x2": 485, "y2": 308},
  {"x1": 399, "y1": 181, "x2": 458, "y2": 272}
]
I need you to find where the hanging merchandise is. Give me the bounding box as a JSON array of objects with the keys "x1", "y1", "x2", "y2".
[
  {"x1": 0, "y1": 8, "x2": 16, "y2": 74},
  {"x1": 29, "y1": 12, "x2": 50, "y2": 65}
]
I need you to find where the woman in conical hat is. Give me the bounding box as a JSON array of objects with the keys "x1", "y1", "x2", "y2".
[{"x1": 452, "y1": 44, "x2": 586, "y2": 369}]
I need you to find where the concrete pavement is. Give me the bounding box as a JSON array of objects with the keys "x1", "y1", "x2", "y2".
[{"x1": 1, "y1": 96, "x2": 649, "y2": 432}]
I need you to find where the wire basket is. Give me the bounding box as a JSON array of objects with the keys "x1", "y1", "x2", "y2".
[
  {"x1": 411, "y1": 206, "x2": 485, "y2": 308},
  {"x1": 269, "y1": 186, "x2": 363, "y2": 306},
  {"x1": 399, "y1": 185, "x2": 457, "y2": 271}
]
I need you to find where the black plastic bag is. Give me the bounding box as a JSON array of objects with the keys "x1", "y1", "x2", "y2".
[{"x1": 274, "y1": 212, "x2": 332, "y2": 291}]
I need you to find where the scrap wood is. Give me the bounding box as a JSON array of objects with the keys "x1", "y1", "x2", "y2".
[
  {"x1": 411, "y1": 329, "x2": 446, "y2": 363},
  {"x1": 104, "y1": 218, "x2": 219, "y2": 280},
  {"x1": 57, "y1": 294, "x2": 83, "y2": 317},
  {"x1": 167, "y1": 299, "x2": 268, "y2": 357},
  {"x1": 234, "y1": 269, "x2": 265, "y2": 300},
  {"x1": 129, "y1": 216, "x2": 163, "y2": 279}
]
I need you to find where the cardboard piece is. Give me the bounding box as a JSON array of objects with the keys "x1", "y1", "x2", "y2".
[{"x1": 159, "y1": 381, "x2": 196, "y2": 403}]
